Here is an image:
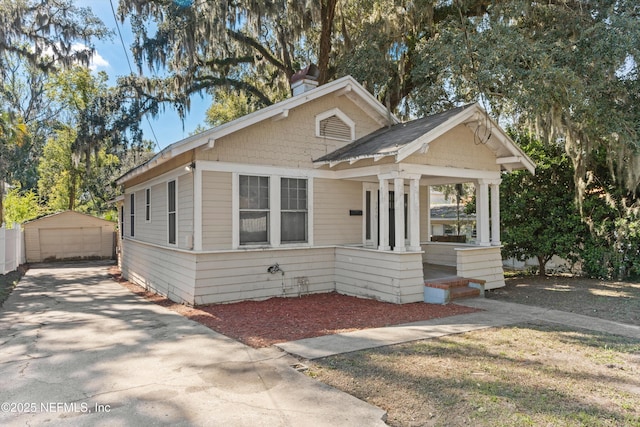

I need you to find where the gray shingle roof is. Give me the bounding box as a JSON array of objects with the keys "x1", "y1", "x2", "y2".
[{"x1": 314, "y1": 104, "x2": 475, "y2": 163}]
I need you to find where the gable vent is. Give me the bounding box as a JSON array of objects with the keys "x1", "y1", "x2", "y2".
[{"x1": 318, "y1": 114, "x2": 353, "y2": 141}]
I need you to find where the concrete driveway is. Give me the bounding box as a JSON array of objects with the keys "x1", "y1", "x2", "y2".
[{"x1": 0, "y1": 262, "x2": 386, "y2": 426}]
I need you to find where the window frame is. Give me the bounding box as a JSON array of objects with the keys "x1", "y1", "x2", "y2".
[
  {"x1": 232, "y1": 172, "x2": 313, "y2": 249},
  {"x1": 167, "y1": 180, "x2": 177, "y2": 245},
  {"x1": 280, "y1": 177, "x2": 308, "y2": 244},
  {"x1": 145, "y1": 188, "x2": 151, "y2": 222},
  {"x1": 129, "y1": 193, "x2": 135, "y2": 237},
  {"x1": 238, "y1": 174, "x2": 270, "y2": 246}
]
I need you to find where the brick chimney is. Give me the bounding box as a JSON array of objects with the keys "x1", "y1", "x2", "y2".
[{"x1": 290, "y1": 64, "x2": 320, "y2": 96}]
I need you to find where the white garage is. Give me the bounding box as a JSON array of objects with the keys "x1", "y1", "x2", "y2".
[{"x1": 23, "y1": 211, "x2": 116, "y2": 263}]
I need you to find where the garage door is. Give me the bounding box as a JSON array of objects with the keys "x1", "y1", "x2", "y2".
[{"x1": 39, "y1": 227, "x2": 102, "y2": 261}]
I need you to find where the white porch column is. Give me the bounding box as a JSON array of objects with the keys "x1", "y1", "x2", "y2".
[
  {"x1": 490, "y1": 180, "x2": 502, "y2": 246},
  {"x1": 378, "y1": 177, "x2": 390, "y2": 251},
  {"x1": 426, "y1": 185, "x2": 431, "y2": 242},
  {"x1": 393, "y1": 177, "x2": 406, "y2": 252},
  {"x1": 408, "y1": 176, "x2": 421, "y2": 251},
  {"x1": 476, "y1": 180, "x2": 491, "y2": 246}
]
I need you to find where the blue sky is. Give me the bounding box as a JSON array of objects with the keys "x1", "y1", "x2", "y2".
[{"x1": 78, "y1": 0, "x2": 211, "y2": 151}]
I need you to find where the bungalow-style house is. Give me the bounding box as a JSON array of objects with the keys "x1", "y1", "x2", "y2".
[{"x1": 116, "y1": 71, "x2": 535, "y2": 305}]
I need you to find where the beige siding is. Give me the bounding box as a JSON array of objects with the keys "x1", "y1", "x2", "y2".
[
  {"x1": 193, "y1": 247, "x2": 336, "y2": 304},
  {"x1": 23, "y1": 211, "x2": 115, "y2": 262},
  {"x1": 197, "y1": 96, "x2": 382, "y2": 168},
  {"x1": 405, "y1": 125, "x2": 499, "y2": 171},
  {"x1": 124, "y1": 173, "x2": 192, "y2": 248},
  {"x1": 134, "y1": 184, "x2": 166, "y2": 245},
  {"x1": 201, "y1": 171, "x2": 232, "y2": 250},
  {"x1": 178, "y1": 174, "x2": 194, "y2": 249},
  {"x1": 121, "y1": 239, "x2": 196, "y2": 304},
  {"x1": 335, "y1": 247, "x2": 424, "y2": 303},
  {"x1": 456, "y1": 246, "x2": 505, "y2": 290},
  {"x1": 314, "y1": 179, "x2": 362, "y2": 245}
]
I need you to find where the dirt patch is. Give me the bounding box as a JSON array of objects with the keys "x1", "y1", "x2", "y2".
[
  {"x1": 489, "y1": 275, "x2": 640, "y2": 326},
  {"x1": 0, "y1": 265, "x2": 28, "y2": 307},
  {"x1": 109, "y1": 267, "x2": 480, "y2": 348}
]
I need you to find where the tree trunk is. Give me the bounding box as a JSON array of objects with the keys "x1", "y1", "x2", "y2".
[
  {"x1": 537, "y1": 255, "x2": 547, "y2": 277},
  {"x1": 318, "y1": 0, "x2": 337, "y2": 85},
  {"x1": 68, "y1": 171, "x2": 77, "y2": 211}
]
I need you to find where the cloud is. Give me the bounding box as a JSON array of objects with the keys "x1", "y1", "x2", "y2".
[{"x1": 71, "y1": 43, "x2": 109, "y2": 71}]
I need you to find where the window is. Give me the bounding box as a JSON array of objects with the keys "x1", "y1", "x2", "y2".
[
  {"x1": 129, "y1": 193, "x2": 135, "y2": 237},
  {"x1": 120, "y1": 205, "x2": 124, "y2": 239},
  {"x1": 239, "y1": 175, "x2": 269, "y2": 245},
  {"x1": 316, "y1": 109, "x2": 355, "y2": 141},
  {"x1": 145, "y1": 188, "x2": 151, "y2": 221},
  {"x1": 281, "y1": 178, "x2": 307, "y2": 243},
  {"x1": 168, "y1": 180, "x2": 176, "y2": 244}
]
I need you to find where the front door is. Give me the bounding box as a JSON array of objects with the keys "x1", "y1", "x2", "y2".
[{"x1": 363, "y1": 183, "x2": 408, "y2": 249}]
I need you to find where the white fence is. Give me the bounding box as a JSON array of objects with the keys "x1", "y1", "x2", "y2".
[{"x1": 0, "y1": 224, "x2": 25, "y2": 274}]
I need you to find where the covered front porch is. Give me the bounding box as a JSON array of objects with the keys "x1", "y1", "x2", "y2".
[{"x1": 314, "y1": 103, "x2": 535, "y2": 304}]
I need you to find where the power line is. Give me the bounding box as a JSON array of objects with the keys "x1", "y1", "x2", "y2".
[{"x1": 109, "y1": 0, "x2": 161, "y2": 152}]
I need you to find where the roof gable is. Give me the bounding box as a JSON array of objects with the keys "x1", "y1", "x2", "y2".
[
  {"x1": 117, "y1": 76, "x2": 396, "y2": 185},
  {"x1": 313, "y1": 103, "x2": 535, "y2": 174}
]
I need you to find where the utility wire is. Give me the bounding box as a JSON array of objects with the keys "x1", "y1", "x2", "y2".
[{"x1": 109, "y1": 0, "x2": 161, "y2": 152}]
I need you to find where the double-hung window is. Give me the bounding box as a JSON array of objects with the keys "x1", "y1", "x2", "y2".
[
  {"x1": 281, "y1": 178, "x2": 307, "y2": 243},
  {"x1": 239, "y1": 175, "x2": 269, "y2": 245},
  {"x1": 129, "y1": 194, "x2": 135, "y2": 237},
  {"x1": 168, "y1": 180, "x2": 176, "y2": 244},
  {"x1": 145, "y1": 188, "x2": 151, "y2": 221}
]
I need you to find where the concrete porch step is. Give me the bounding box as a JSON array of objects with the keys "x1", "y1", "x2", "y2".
[{"x1": 424, "y1": 276, "x2": 486, "y2": 304}]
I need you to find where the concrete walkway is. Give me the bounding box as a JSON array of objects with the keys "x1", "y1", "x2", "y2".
[
  {"x1": 276, "y1": 297, "x2": 640, "y2": 360},
  {"x1": 0, "y1": 262, "x2": 386, "y2": 427}
]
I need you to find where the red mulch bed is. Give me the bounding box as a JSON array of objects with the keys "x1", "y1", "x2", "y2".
[{"x1": 109, "y1": 267, "x2": 480, "y2": 348}]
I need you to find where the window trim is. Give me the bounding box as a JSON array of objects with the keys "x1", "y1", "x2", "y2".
[
  {"x1": 120, "y1": 205, "x2": 124, "y2": 239},
  {"x1": 238, "y1": 174, "x2": 270, "y2": 246},
  {"x1": 280, "y1": 177, "x2": 308, "y2": 244},
  {"x1": 232, "y1": 172, "x2": 313, "y2": 249},
  {"x1": 167, "y1": 180, "x2": 177, "y2": 245},
  {"x1": 145, "y1": 188, "x2": 151, "y2": 222},
  {"x1": 129, "y1": 193, "x2": 135, "y2": 238},
  {"x1": 315, "y1": 108, "x2": 355, "y2": 141}
]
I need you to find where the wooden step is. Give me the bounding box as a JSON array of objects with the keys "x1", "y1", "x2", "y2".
[{"x1": 424, "y1": 276, "x2": 485, "y2": 304}]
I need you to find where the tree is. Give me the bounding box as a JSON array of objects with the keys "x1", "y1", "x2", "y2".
[
  {"x1": 0, "y1": 0, "x2": 108, "y2": 72},
  {"x1": 413, "y1": 0, "x2": 640, "y2": 200},
  {"x1": 117, "y1": 0, "x2": 327, "y2": 113},
  {"x1": 0, "y1": 111, "x2": 29, "y2": 224},
  {"x1": 37, "y1": 126, "x2": 82, "y2": 212},
  {"x1": 500, "y1": 133, "x2": 586, "y2": 276},
  {"x1": 3, "y1": 186, "x2": 41, "y2": 225}
]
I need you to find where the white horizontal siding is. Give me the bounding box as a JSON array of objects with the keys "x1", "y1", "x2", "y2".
[
  {"x1": 194, "y1": 247, "x2": 336, "y2": 304},
  {"x1": 121, "y1": 239, "x2": 196, "y2": 304},
  {"x1": 456, "y1": 246, "x2": 505, "y2": 290},
  {"x1": 335, "y1": 247, "x2": 424, "y2": 304}
]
